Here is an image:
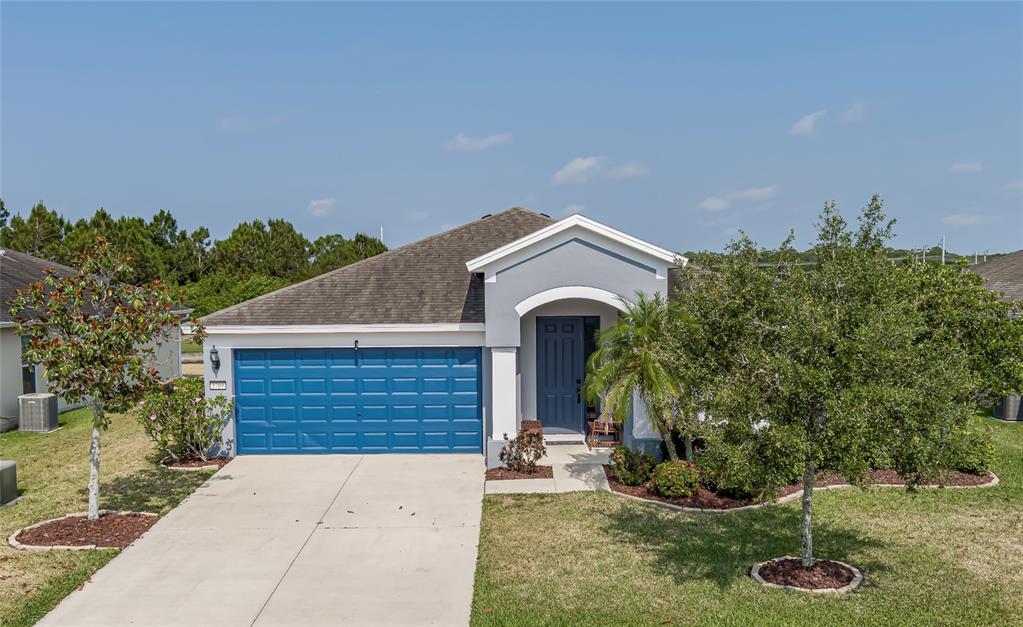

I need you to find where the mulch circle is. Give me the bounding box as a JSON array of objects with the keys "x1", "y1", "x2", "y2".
[
  {"x1": 751, "y1": 556, "x2": 863, "y2": 594},
  {"x1": 161, "y1": 456, "x2": 231, "y2": 470},
  {"x1": 11, "y1": 511, "x2": 158, "y2": 550},
  {"x1": 485, "y1": 465, "x2": 554, "y2": 481}
]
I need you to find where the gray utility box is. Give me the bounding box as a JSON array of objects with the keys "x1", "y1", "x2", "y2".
[
  {"x1": 0, "y1": 461, "x2": 16, "y2": 505},
  {"x1": 18, "y1": 393, "x2": 59, "y2": 432},
  {"x1": 995, "y1": 394, "x2": 1022, "y2": 422}
]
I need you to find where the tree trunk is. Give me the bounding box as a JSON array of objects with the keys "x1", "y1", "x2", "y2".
[
  {"x1": 684, "y1": 434, "x2": 694, "y2": 463},
  {"x1": 800, "y1": 458, "x2": 815, "y2": 568},
  {"x1": 87, "y1": 405, "x2": 102, "y2": 521}
]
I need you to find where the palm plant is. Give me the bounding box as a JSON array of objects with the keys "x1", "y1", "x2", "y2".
[{"x1": 584, "y1": 291, "x2": 682, "y2": 460}]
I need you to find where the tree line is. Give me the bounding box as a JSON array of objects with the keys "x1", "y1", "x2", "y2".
[{"x1": 0, "y1": 199, "x2": 386, "y2": 317}]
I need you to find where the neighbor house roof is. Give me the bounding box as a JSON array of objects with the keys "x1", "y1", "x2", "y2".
[
  {"x1": 0, "y1": 249, "x2": 191, "y2": 326},
  {"x1": 200, "y1": 208, "x2": 558, "y2": 326},
  {"x1": 0, "y1": 249, "x2": 77, "y2": 324},
  {"x1": 970, "y1": 250, "x2": 1023, "y2": 302}
]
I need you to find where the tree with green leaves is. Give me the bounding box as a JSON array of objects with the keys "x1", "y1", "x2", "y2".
[
  {"x1": 674, "y1": 195, "x2": 1023, "y2": 569},
  {"x1": 1, "y1": 202, "x2": 66, "y2": 261},
  {"x1": 584, "y1": 292, "x2": 685, "y2": 460},
  {"x1": 10, "y1": 238, "x2": 201, "y2": 520}
]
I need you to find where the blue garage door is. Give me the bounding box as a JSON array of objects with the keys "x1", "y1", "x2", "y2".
[{"x1": 234, "y1": 347, "x2": 483, "y2": 454}]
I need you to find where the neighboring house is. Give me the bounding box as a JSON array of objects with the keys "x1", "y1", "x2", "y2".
[
  {"x1": 971, "y1": 250, "x2": 1023, "y2": 421},
  {"x1": 0, "y1": 249, "x2": 185, "y2": 429},
  {"x1": 970, "y1": 249, "x2": 1023, "y2": 302},
  {"x1": 199, "y1": 208, "x2": 683, "y2": 464}
]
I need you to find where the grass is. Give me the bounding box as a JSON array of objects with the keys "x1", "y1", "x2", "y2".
[
  {"x1": 0, "y1": 408, "x2": 216, "y2": 627},
  {"x1": 472, "y1": 419, "x2": 1023, "y2": 626},
  {"x1": 181, "y1": 339, "x2": 202, "y2": 354}
]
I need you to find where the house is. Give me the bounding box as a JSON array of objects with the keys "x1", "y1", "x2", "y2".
[
  {"x1": 970, "y1": 249, "x2": 1023, "y2": 302},
  {"x1": 970, "y1": 249, "x2": 1023, "y2": 421},
  {"x1": 0, "y1": 249, "x2": 185, "y2": 430},
  {"x1": 199, "y1": 208, "x2": 683, "y2": 464}
]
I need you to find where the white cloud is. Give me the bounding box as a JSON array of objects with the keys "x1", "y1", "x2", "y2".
[
  {"x1": 562, "y1": 204, "x2": 585, "y2": 216},
  {"x1": 218, "y1": 114, "x2": 286, "y2": 133},
  {"x1": 732, "y1": 185, "x2": 777, "y2": 200},
  {"x1": 839, "y1": 101, "x2": 865, "y2": 124},
  {"x1": 606, "y1": 161, "x2": 650, "y2": 180},
  {"x1": 552, "y1": 156, "x2": 601, "y2": 185},
  {"x1": 698, "y1": 196, "x2": 730, "y2": 211},
  {"x1": 698, "y1": 184, "x2": 778, "y2": 211},
  {"x1": 307, "y1": 197, "x2": 335, "y2": 217},
  {"x1": 445, "y1": 132, "x2": 512, "y2": 151},
  {"x1": 941, "y1": 212, "x2": 994, "y2": 227},
  {"x1": 949, "y1": 162, "x2": 983, "y2": 173},
  {"x1": 721, "y1": 226, "x2": 741, "y2": 238},
  {"x1": 789, "y1": 109, "x2": 828, "y2": 136}
]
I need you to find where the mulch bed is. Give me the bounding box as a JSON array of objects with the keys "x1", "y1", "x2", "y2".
[
  {"x1": 605, "y1": 465, "x2": 995, "y2": 510},
  {"x1": 757, "y1": 557, "x2": 856, "y2": 589},
  {"x1": 486, "y1": 465, "x2": 554, "y2": 481},
  {"x1": 15, "y1": 512, "x2": 157, "y2": 549},
  {"x1": 602, "y1": 466, "x2": 754, "y2": 509},
  {"x1": 161, "y1": 456, "x2": 231, "y2": 469}
]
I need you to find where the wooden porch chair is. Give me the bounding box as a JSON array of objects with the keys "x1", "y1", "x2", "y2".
[{"x1": 587, "y1": 414, "x2": 621, "y2": 449}]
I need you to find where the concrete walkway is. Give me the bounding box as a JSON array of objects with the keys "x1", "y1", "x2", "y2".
[
  {"x1": 485, "y1": 444, "x2": 611, "y2": 494},
  {"x1": 40, "y1": 455, "x2": 484, "y2": 626}
]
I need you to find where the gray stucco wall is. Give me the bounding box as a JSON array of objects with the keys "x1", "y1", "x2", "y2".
[{"x1": 483, "y1": 235, "x2": 666, "y2": 347}]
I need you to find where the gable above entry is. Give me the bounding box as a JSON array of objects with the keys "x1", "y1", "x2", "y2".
[{"x1": 464, "y1": 214, "x2": 685, "y2": 274}]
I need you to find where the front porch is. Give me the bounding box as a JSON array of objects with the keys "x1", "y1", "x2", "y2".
[{"x1": 484, "y1": 443, "x2": 611, "y2": 494}]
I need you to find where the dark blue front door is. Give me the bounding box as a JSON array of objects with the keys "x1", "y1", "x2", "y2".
[{"x1": 537, "y1": 317, "x2": 585, "y2": 434}]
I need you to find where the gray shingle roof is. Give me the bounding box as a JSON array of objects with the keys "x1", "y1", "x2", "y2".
[
  {"x1": 200, "y1": 208, "x2": 557, "y2": 326},
  {"x1": 0, "y1": 250, "x2": 77, "y2": 323},
  {"x1": 970, "y1": 250, "x2": 1023, "y2": 302}
]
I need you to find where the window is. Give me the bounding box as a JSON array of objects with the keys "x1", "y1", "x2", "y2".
[{"x1": 20, "y1": 335, "x2": 36, "y2": 394}]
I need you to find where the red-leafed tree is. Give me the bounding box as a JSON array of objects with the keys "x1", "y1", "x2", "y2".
[{"x1": 10, "y1": 238, "x2": 203, "y2": 520}]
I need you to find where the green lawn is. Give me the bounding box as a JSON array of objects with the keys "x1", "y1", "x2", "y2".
[
  {"x1": 181, "y1": 339, "x2": 202, "y2": 353},
  {"x1": 472, "y1": 419, "x2": 1023, "y2": 626},
  {"x1": 0, "y1": 408, "x2": 216, "y2": 627}
]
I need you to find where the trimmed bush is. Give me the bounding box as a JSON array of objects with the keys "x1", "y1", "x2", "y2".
[
  {"x1": 499, "y1": 430, "x2": 547, "y2": 473},
  {"x1": 609, "y1": 445, "x2": 656, "y2": 486},
  {"x1": 139, "y1": 378, "x2": 233, "y2": 463},
  {"x1": 652, "y1": 460, "x2": 702, "y2": 498},
  {"x1": 945, "y1": 430, "x2": 996, "y2": 475},
  {"x1": 695, "y1": 427, "x2": 805, "y2": 499}
]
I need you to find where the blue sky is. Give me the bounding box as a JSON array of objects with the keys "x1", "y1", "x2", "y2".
[{"x1": 2, "y1": 2, "x2": 1021, "y2": 254}]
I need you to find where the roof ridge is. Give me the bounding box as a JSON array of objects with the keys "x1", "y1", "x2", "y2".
[
  {"x1": 199, "y1": 207, "x2": 554, "y2": 324},
  {"x1": 0, "y1": 248, "x2": 78, "y2": 274}
]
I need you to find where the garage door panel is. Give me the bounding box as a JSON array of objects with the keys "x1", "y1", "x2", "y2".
[{"x1": 235, "y1": 347, "x2": 482, "y2": 454}]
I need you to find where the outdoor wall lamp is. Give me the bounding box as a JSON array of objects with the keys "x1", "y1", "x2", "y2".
[{"x1": 209, "y1": 346, "x2": 221, "y2": 373}]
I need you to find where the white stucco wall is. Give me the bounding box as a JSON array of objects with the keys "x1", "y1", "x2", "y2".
[
  {"x1": 202, "y1": 327, "x2": 488, "y2": 456},
  {"x1": 0, "y1": 328, "x2": 22, "y2": 421},
  {"x1": 1, "y1": 325, "x2": 182, "y2": 425}
]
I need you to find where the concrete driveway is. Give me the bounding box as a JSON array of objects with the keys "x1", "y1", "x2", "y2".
[{"x1": 40, "y1": 455, "x2": 484, "y2": 626}]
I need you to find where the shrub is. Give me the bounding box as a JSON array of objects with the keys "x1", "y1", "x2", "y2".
[
  {"x1": 944, "y1": 430, "x2": 996, "y2": 475},
  {"x1": 651, "y1": 460, "x2": 702, "y2": 498},
  {"x1": 499, "y1": 429, "x2": 547, "y2": 473},
  {"x1": 139, "y1": 378, "x2": 233, "y2": 463},
  {"x1": 695, "y1": 427, "x2": 805, "y2": 499},
  {"x1": 609, "y1": 445, "x2": 657, "y2": 486}
]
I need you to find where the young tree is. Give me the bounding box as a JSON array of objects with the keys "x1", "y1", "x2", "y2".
[
  {"x1": 675, "y1": 195, "x2": 1023, "y2": 568},
  {"x1": 10, "y1": 238, "x2": 201, "y2": 520},
  {"x1": 584, "y1": 292, "x2": 685, "y2": 460}
]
